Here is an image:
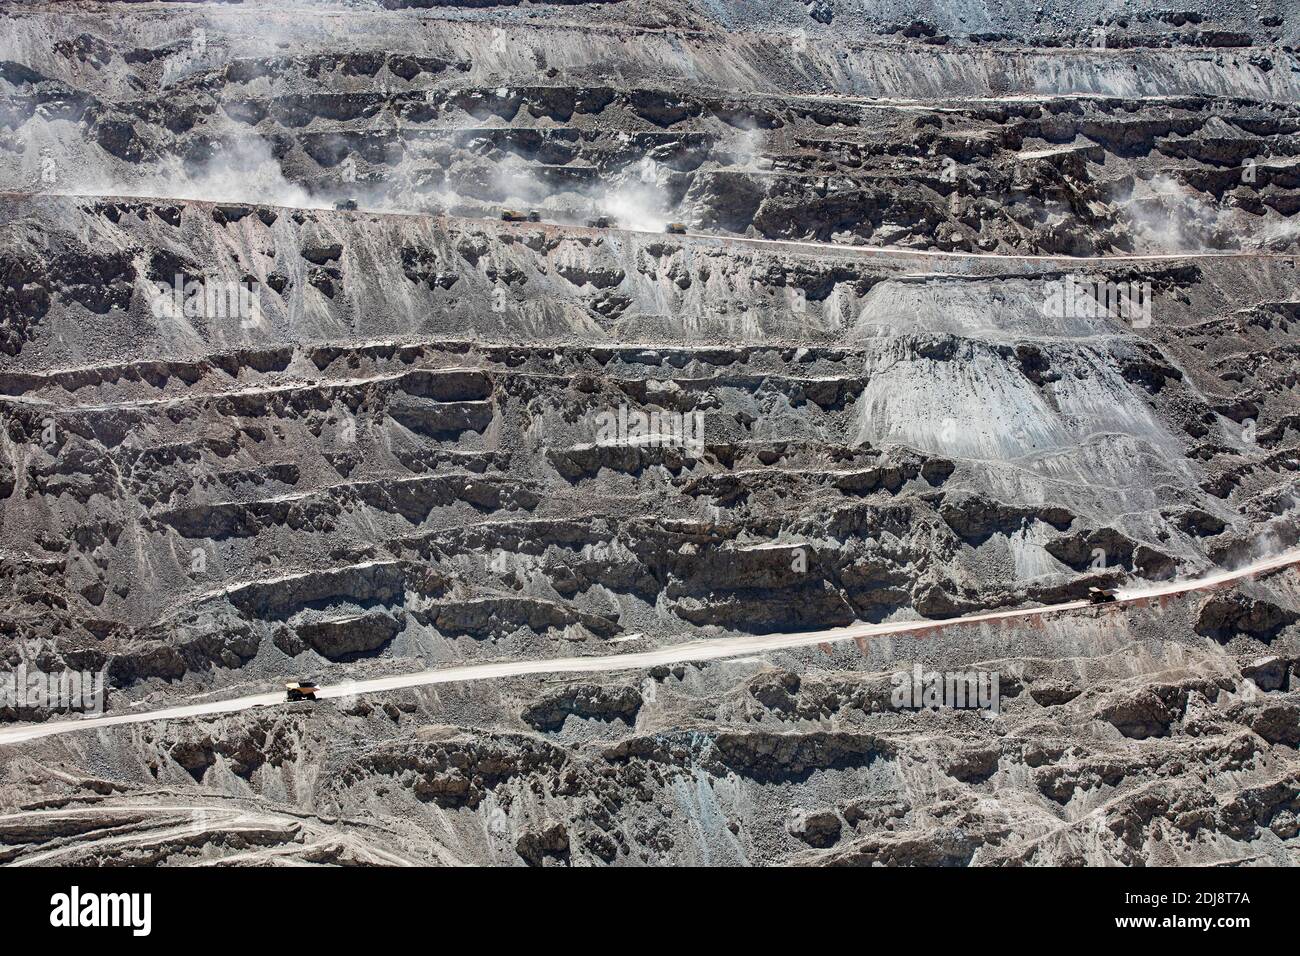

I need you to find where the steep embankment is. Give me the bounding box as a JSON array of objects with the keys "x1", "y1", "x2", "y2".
[{"x1": 0, "y1": 0, "x2": 1298, "y2": 866}]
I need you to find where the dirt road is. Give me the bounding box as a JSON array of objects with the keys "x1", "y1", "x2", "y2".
[{"x1": 1, "y1": 548, "x2": 1296, "y2": 747}]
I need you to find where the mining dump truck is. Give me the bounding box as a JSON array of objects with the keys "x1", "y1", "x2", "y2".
[
  {"x1": 285, "y1": 680, "x2": 320, "y2": 702},
  {"x1": 1087, "y1": 587, "x2": 1118, "y2": 605},
  {"x1": 334, "y1": 199, "x2": 357, "y2": 211},
  {"x1": 501, "y1": 208, "x2": 540, "y2": 222},
  {"x1": 586, "y1": 215, "x2": 615, "y2": 228},
  {"x1": 665, "y1": 222, "x2": 686, "y2": 234}
]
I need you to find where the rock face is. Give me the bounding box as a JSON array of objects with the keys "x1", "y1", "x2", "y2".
[
  {"x1": 520, "y1": 684, "x2": 643, "y2": 732},
  {"x1": 1196, "y1": 593, "x2": 1299, "y2": 642},
  {"x1": 0, "y1": 0, "x2": 1299, "y2": 866},
  {"x1": 788, "y1": 809, "x2": 844, "y2": 848}
]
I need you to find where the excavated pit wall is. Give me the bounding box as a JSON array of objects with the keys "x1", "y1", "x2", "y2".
[{"x1": 0, "y1": 0, "x2": 1298, "y2": 866}]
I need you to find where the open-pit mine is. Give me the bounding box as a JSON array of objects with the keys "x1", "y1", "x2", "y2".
[{"x1": 0, "y1": 0, "x2": 1299, "y2": 868}]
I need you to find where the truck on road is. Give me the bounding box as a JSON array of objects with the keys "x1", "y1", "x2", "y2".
[
  {"x1": 1087, "y1": 587, "x2": 1118, "y2": 605},
  {"x1": 285, "y1": 680, "x2": 320, "y2": 702}
]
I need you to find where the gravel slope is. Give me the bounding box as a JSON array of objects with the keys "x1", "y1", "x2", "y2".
[{"x1": 0, "y1": 0, "x2": 1298, "y2": 866}]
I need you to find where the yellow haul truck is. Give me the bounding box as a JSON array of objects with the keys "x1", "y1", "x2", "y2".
[{"x1": 285, "y1": 680, "x2": 320, "y2": 702}]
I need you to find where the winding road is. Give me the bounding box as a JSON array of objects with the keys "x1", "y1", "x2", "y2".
[{"x1": 1, "y1": 547, "x2": 1297, "y2": 747}]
